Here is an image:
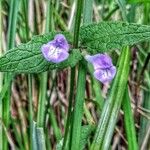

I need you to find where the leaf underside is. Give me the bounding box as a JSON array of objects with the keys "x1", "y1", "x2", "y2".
[{"x1": 80, "y1": 22, "x2": 150, "y2": 54}]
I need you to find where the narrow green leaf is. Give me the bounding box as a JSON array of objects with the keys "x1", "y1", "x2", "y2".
[
  {"x1": 68, "y1": 0, "x2": 85, "y2": 149},
  {"x1": 0, "y1": 32, "x2": 82, "y2": 73},
  {"x1": 123, "y1": 88, "x2": 138, "y2": 150},
  {"x1": 56, "y1": 139, "x2": 63, "y2": 150},
  {"x1": 0, "y1": 0, "x2": 3, "y2": 147},
  {"x1": 3, "y1": 0, "x2": 20, "y2": 149},
  {"x1": 139, "y1": 90, "x2": 150, "y2": 148},
  {"x1": 80, "y1": 22, "x2": 150, "y2": 54},
  {"x1": 0, "y1": 75, "x2": 13, "y2": 106},
  {"x1": 32, "y1": 121, "x2": 46, "y2": 150},
  {"x1": 28, "y1": 75, "x2": 33, "y2": 150},
  {"x1": 32, "y1": 121, "x2": 38, "y2": 150},
  {"x1": 116, "y1": 0, "x2": 127, "y2": 21},
  {"x1": 83, "y1": 0, "x2": 93, "y2": 25},
  {"x1": 36, "y1": 127, "x2": 46, "y2": 150},
  {"x1": 70, "y1": 61, "x2": 87, "y2": 150},
  {"x1": 48, "y1": 106, "x2": 62, "y2": 141}
]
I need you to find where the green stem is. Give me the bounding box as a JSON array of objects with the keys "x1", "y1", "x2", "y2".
[
  {"x1": 70, "y1": 61, "x2": 87, "y2": 150},
  {"x1": 73, "y1": 0, "x2": 84, "y2": 48},
  {"x1": 0, "y1": 0, "x2": 3, "y2": 149},
  {"x1": 70, "y1": 0, "x2": 91, "y2": 149},
  {"x1": 61, "y1": 0, "x2": 88, "y2": 148},
  {"x1": 7, "y1": 0, "x2": 20, "y2": 49},
  {"x1": 37, "y1": 73, "x2": 47, "y2": 127},
  {"x1": 62, "y1": 0, "x2": 84, "y2": 149},
  {"x1": 45, "y1": 0, "x2": 53, "y2": 33},
  {"x1": 53, "y1": 9, "x2": 67, "y2": 31},
  {"x1": 36, "y1": 0, "x2": 52, "y2": 149},
  {"x1": 62, "y1": 68, "x2": 75, "y2": 150},
  {"x1": 22, "y1": 0, "x2": 32, "y2": 149},
  {"x1": 11, "y1": 118, "x2": 24, "y2": 150},
  {"x1": 45, "y1": 72, "x2": 62, "y2": 147},
  {"x1": 22, "y1": 0, "x2": 29, "y2": 40},
  {"x1": 48, "y1": 105, "x2": 62, "y2": 141},
  {"x1": 3, "y1": 1, "x2": 20, "y2": 149},
  {"x1": 37, "y1": 0, "x2": 51, "y2": 128},
  {"x1": 28, "y1": 75, "x2": 33, "y2": 150}
]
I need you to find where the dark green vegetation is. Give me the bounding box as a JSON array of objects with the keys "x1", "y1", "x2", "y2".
[{"x1": 0, "y1": 0, "x2": 150, "y2": 150}]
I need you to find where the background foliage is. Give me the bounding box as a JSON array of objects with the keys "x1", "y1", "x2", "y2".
[{"x1": 0, "y1": 0, "x2": 150, "y2": 150}]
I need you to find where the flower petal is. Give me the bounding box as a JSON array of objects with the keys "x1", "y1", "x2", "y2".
[
  {"x1": 41, "y1": 44, "x2": 69, "y2": 63},
  {"x1": 53, "y1": 34, "x2": 69, "y2": 51},
  {"x1": 50, "y1": 49, "x2": 69, "y2": 63},
  {"x1": 93, "y1": 66, "x2": 116, "y2": 84},
  {"x1": 85, "y1": 54, "x2": 113, "y2": 70},
  {"x1": 41, "y1": 34, "x2": 70, "y2": 63},
  {"x1": 41, "y1": 44, "x2": 51, "y2": 60}
]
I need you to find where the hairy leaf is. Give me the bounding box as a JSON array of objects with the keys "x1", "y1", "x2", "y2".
[
  {"x1": 56, "y1": 125, "x2": 95, "y2": 150},
  {"x1": 80, "y1": 22, "x2": 150, "y2": 54},
  {"x1": 80, "y1": 125, "x2": 95, "y2": 150},
  {"x1": 0, "y1": 32, "x2": 82, "y2": 73}
]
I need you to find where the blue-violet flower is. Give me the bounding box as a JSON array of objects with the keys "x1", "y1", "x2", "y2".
[
  {"x1": 41, "y1": 34, "x2": 69, "y2": 63},
  {"x1": 85, "y1": 54, "x2": 116, "y2": 84}
]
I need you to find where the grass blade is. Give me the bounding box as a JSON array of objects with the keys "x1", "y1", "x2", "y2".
[
  {"x1": 3, "y1": 0, "x2": 20, "y2": 149},
  {"x1": 123, "y1": 88, "x2": 138, "y2": 150},
  {"x1": 0, "y1": 0, "x2": 3, "y2": 149},
  {"x1": 70, "y1": 61, "x2": 86, "y2": 150},
  {"x1": 28, "y1": 75, "x2": 33, "y2": 150},
  {"x1": 32, "y1": 121, "x2": 38, "y2": 150},
  {"x1": 70, "y1": 0, "x2": 92, "y2": 149},
  {"x1": 36, "y1": 127, "x2": 46, "y2": 150}
]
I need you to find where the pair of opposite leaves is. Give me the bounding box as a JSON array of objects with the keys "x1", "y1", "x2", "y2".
[{"x1": 41, "y1": 34, "x2": 116, "y2": 84}]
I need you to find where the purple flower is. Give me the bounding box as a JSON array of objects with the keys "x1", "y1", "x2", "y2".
[
  {"x1": 85, "y1": 54, "x2": 116, "y2": 84},
  {"x1": 41, "y1": 34, "x2": 69, "y2": 63}
]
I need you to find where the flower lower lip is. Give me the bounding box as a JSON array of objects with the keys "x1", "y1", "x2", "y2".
[
  {"x1": 85, "y1": 54, "x2": 116, "y2": 83},
  {"x1": 41, "y1": 34, "x2": 69, "y2": 63}
]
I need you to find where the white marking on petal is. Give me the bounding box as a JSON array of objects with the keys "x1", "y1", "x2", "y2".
[
  {"x1": 48, "y1": 46, "x2": 61, "y2": 58},
  {"x1": 101, "y1": 69, "x2": 112, "y2": 81}
]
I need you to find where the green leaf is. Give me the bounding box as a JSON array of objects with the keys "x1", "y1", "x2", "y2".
[
  {"x1": 80, "y1": 22, "x2": 150, "y2": 54},
  {"x1": 80, "y1": 125, "x2": 95, "y2": 150},
  {"x1": 32, "y1": 121, "x2": 38, "y2": 150},
  {"x1": 36, "y1": 127, "x2": 46, "y2": 150},
  {"x1": 123, "y1": 88, "x2": 138, "y2": 150},
  {"x1": 0, "y1": 32, "x2": 82, "y2": 73},
  {"x1": 56, "y1": 125, "x2": 95, "y2": 150},
  {"x1": 32, "y1": 121, "x2": 46, "y2": 150},
  {"x1": 56, "y1": 139, "x2": 63, "y2": 150}
]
